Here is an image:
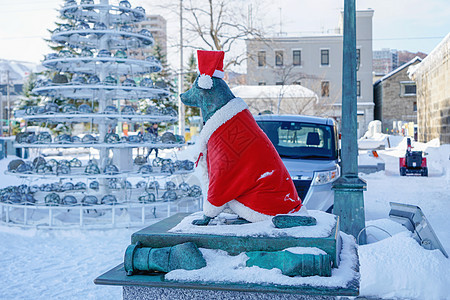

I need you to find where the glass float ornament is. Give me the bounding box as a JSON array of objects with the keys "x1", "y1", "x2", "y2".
[
  {"x1": 59, "y1": 49, "x2": 74, "y2": 59},
  {"x1": 97, "y1": 48, "x2": 111, "y2": 61},
  {"x1": 136, "y1": 181, "x2": 146, "y2": 189},
  {"x1": 121, "y1": 105, "x2": 135, "y2": 114},
  {"x1": 152, "y1": 157, "x2": 163, "y2": 167},
  {"x1": 52, "y1": 74, "x2": 69, "y2": 84},
  {"x1": 61, "y1": 104, "x2": 77, "y2": 113},
  {"x1": 145, "y1": 56, "x2": 161, "y2": 72},
  {"x1": 82, "y1": 195, "x2": 98, "y2": 205},
  {"x1": 103, "y1": 105, "x2": 118, "y2": 114},
  {"x1": 123, "y1": 180, "x2": 133, "y2": 189},
  {"x1": 140, "y1": 78, "x2": 153, "y2": 88},
  {"x1": 8, "y1": 192, "x2": 22, "y2": 204},
  {"x1": 120, "y1": 136, "x2": 129, "y2": 142},
  {"x1": 74, "y1": 182, "x2": 87, "y2": 190},
  {"x1": 128, "y1": 135, "x2": 141, "y2": 143},
  {"x1": 29, "y1": 185, "x2": 40, "y2": 193},
  {"x1": 56, "y1": 164, "x2": 71, "y2": 175},
  {"x1": 22, "y1": 194, "x2": 37, "y2": 204},
  {"x1": 93, "y1": 22, "x2": 107, "y2": 37},
  {"x1": 71, "y1": 75, "x2": 86, "y2": 85},
  {"x1": 178, "y1": 182, "x2": 190, "y2": 193},
  {"x1": 115, "y1": 49, "x2": 127, "y2": 61},
  {"x1": 161, "y1": 162, "x2": 175, "y2": 174},
  {"x1": 32, "y1": 156, "x2": 46, "y2": 169},
  {"x1": 134, "y1": 155, "x2": 147, "y2": 165},
  {"x1": 78, "y1": 104, "x2": 92, "y2": 113},
  {"x1": 133, "y1": 7, "x2": 145, "y2": 20},
  {"x1": 62, "y1": 195, "x2": 77, "y2": 205},
  {"x1": 16, "y1": 163, "x2": 33, "y2": 174},
  {"x1": 72, "y1": 136, "x2": 81, "y2": 143},
  {"x1": 138, "y1": 193, "x2": 156, "y2": 203},
  {"x1": 101, "y1": 195, "x2": 117, "y2": 205},
  {"x1": 45, "y1": 53, "x2": 59, "y2": 67},
  {"x1": 80, "y1": 0, "x2": 94, "y2": 6},
  {"x1": 103, "y1": 164, "x2": 119, "y2": 175},
  {"x1": 177, "y1": 160, "x2": 194, "y2": 171},
  {"x1": 162, "y1": 107, "x2": 178, "y2": 117},
  {"x1": 45, "y1": 193, "x2": 60, "y2": 206},
  {"x1": 87, "y1": 75, "x2": 100, "y2": 85},
  {"x1": 85, "y1": 160, "x2": 100, "y2": 174},
  {"x1": 162, "y1": 190, "x2": 177, "y2": 202},
  {"x1": 108, "y1": 179, "x2": 120, "y2": 189},
  {"x1": 147, "y1": 181, "x2": 160, "y2": 191},
  {"x1": 146, "y1": 106, "x2": 160, "y2": 115},
  {"x1": 69, "y1": 158, "x2": 82, "y2": 167},
  {"x1": 35, "y1": 163, "x2": 52, "y2": 174},
  {"x1": 81, "y1": 48, "x2": 93, "y2": 62},
  {"x1": 47, "y1": 159, "x2": 59, "y2": 168},
  {"x1": 82, "y1": 134, "x2": 96, "y2": 143},
  {"x1": 161, "y1": 132, "x2": 176, "y2": 144},
  {"x1": 165, "y1": 181, "x2": 176, "y2": 190},
  {"x1": 119, "y1": 0, "x2": 131, "y2": 9},
  {"x1": 40, "y1": 184, "x2": 52, "y2": 192},
  {"x1": 122, "y1": 78, "x2": 136, "y2": 91},
  {"x1": 55, "y1": 134, "x2": 72, "y2": 144},
  {"x1": 120, "y1": 25, "x2": 132, "y2": 32},
  {"x1": 63, "y1": 0, "x2": 77, "y2": 12},
  {"x1": 8, "y1": 159, "x2": 24, "y2": 172},
  {"x1": 44, "y1": 103, "x2": 59, "y2": 114},
  {"x1": 142, "y1": 132, "x2": 156, "y2": 142},
  {"x1": 76, "y1": 22, "x2": 90, "y2": 35},
  {"x1": 61, "y1": 182, "x2": 74, "y2": 192},
  {"x1": 189, "y1": 185, "x2": 202, "y2": 197},
  {"x1": 138, "y1": 29, "x2": 153, "y2": 45},
  {"x1": 89, "y1": 181, "x2": 99, "y2": 190},
  {"x1": 139, "y1": 165, "x2": 153, "y2": 174},
  {"x1": 105, "y1": 132, "x2": 120, "y2": 143},
  {"x1": 103, "y1": 75, "x2": 117, "y2": 86}
]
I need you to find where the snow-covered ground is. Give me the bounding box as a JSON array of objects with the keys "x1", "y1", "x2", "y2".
[{"x1": 0, "y1": 137, "x2": 449, "y2": 299}]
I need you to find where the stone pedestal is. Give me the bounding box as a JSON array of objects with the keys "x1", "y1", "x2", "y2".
[{"x1": 95, "y1": 213, "x2": 360, "y2": 298}]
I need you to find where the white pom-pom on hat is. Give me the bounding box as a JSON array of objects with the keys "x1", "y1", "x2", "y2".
[
  {"x1": 198, "y1": 74, "x2": 213, "y2": 89},
  {"x1": 196, "y1": 50, "x2": 225, "y2": 89}
]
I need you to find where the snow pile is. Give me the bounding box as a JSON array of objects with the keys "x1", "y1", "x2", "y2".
[
  {"x1": 169, "y1": 210, "x2": 336, "y2": 238},
  {"x1": 166, "y1": 232, "x2": 358, "y2": 289},
  {"x1": 359, "y1": 231, "x2": 450, "y2": 300}
]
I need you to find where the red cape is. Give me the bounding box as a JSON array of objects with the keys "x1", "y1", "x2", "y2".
[{"x1": 199, "y1": 100, "x2": 301, "y2": 219}]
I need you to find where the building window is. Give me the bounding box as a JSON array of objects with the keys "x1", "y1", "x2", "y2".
[
  {"x1": 357, "y1": 81, "x2": 361, "y2": 97},
  {"x1": 293, "y1": 50, "x2": 301, "y2": 66},
  {"x1": 275, "y1": 82, "x2": 283, "y2": 85},
  {"x1": 413, "y1": 102, "x2": 417, "y2": 112},
  {"x1": 401, "y1": 82, "x2": 417, "y2": 96},
  {"x1": 356, "y1": 49, "x2": 360, "y2": 71},
  {"x1": 321, "y1": 49, "x2": 329, "y2": 66},
  {"x1": 321, "y1": 81, "x2": 330, "y2": 97},
  {"x1": 257, "y1": 51, "x2": 266, "y2": 67},
  {"x1": 404, "y1": 84, "x2": 416, "y2": 95},
  {"x1": 275, "y1": 50, "x2": 284, "y2": 66},
  {"x1": 258, "y1": 82, "x2": 266, "y2": 86},
  {"x1": 293, "y1": 81, "x2": 301, "y2": 85}
]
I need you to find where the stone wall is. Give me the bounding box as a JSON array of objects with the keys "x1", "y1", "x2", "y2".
[
  {"x1": 378, "y1": 63, "x2": 420, "y2": 132},
  {"x1": 409, "y1": 34, "x2": 450, "y2": 144}
]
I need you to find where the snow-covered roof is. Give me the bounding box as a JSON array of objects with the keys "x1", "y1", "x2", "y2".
[
  {"x1": 408, "y1": 33, "x2": 450, "y2": 78},
  {"x1": 231, "y1": 85, "x2": 317, "y2": 100},
  {"x1": 374, "y1": 56, "x2": 423, "y2": 86},
  {"x1": 0, "y1": 59, "x2": 40, "y2": 83}
]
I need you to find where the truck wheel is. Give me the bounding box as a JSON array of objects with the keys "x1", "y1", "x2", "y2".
[{"x1": 400, "y1": 167, "x2": 406, "y2": 176}]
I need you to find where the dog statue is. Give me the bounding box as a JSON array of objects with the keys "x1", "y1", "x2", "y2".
[{"x1": 181, "y1": 50, "x2": 314, "y2": 227}]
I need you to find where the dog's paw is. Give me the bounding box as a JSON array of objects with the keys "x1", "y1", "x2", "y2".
[
  {"x1": 272, "y1": 215, "x2": 317, "y2": 228},
  {"x1": 192, "y1": 215, "x2": 213, "y2": 226}
]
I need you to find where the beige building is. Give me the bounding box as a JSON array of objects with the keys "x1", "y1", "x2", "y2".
[
  {"x1": 373, "y1": 57, "x2": 422, "y2": 132},
  {"x1": 245, "y1": 10, "x2": 374, "y2": 137},
  {"x1": 409, "y1": 33, "x2": 450, "y2": 144},
  {"x1": 131, "y1": 15, "x2": 167, "y2": 59},
  {"x1": 231, "y1": 85, "x2": 318, "y2": 116}
]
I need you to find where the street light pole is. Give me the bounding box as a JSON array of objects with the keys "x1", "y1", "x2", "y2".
[
  {"x1": 6, "y1": 70, "x2": 11, "y2": 136},
  {"x1": 178, "y1": 0, "x2": 185, "y2": 136},
  {"x1": 332, "y1": 0, "x2": 367, "y2": 244}
]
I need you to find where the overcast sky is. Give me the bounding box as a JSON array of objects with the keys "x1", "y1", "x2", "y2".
[{"x1": 0, "y1": 0, "x2": 448, "y2": 69}]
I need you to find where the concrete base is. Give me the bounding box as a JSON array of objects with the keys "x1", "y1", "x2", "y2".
[{"x1": 123, "y1": 286, "x2": 337, "y2": 300}]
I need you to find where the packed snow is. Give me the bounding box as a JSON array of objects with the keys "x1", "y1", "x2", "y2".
[{"x1": 0, "y1": 136, "x2": 449, "y2": 299}]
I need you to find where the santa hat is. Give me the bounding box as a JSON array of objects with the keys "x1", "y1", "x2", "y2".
[{"x1": 197, "y1": 50, "x2": 225, "y2": 89}]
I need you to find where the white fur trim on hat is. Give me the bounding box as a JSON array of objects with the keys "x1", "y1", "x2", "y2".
[
  {"x1": 212, "y1": 69, "x2": 224, "y2": 78},
  {"x1": 198, "y1": 74, "x2": 213, "y2": 89}
]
